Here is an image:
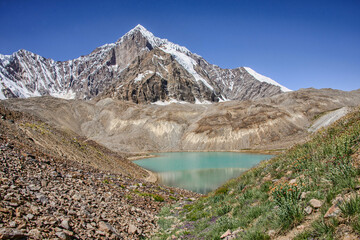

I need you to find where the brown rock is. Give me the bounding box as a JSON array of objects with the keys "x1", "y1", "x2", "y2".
[
  {"x1": 0, "y1": 228, "x2": 27, "y2": 239},
  {"x1": 60, "y1": 219, "x2": 70, "y2": 230},
  {"x1": 343, "y1": 234, "x2": 359, "y2": 240},
  {"x1": 262, "y1": 174, "x2": 272, "y2": 182},
  {"x1": 55, "y1": 231, "x2": 71, "y2": 240},
  {"x1": 289, "y1": 179, "x2": 297, "y2": 184},
  {"x1": 28, "y1": 229, "x2": 42, "y2": 239},
  {"x1": 324, "y1": 204, "x2": 341, "y2": 218},
  {"x1": 9, "y1": 221, "x2": 17, "y2": 228},
  {"x1": 128, "y1": 224, "x2": 137, "y2": 234},
  {"x1": 99, "y1": 221, "x2": 116, "y2": 234},
  {"x1": 220, "y1": 229, "x2": 232, "y2": 239},
  {"x1": 304, "y1": 206, "x2": 313, "y2": 215},
  {"x1": 300, "y1": 192, "x2": 307, "y2": 199},
  {"x1": 297, "y1": 225, "x2": 305, "y2": 230},
  {"x1": 309, "y1": 199, "x2": 322, "y2": 208},
  {"x1": 267, "y1": 230, "x2": 276, "y2": 237},
  {"x1": 332, "y1": 195, "x2": 344, "y2": 205}
]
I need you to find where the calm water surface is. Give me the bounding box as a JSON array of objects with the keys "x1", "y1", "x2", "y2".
[{"x1": 134, "y1": 152, "x2": 272, "y2": 194}]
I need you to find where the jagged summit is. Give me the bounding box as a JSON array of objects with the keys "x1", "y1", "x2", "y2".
[
  {"x1": 127, "y1": 24, "x2": 153, "y2": 37},
  {"x1": 117, "y1": 24, "x2": 192, "y2": 55},
  {"x1": 0, "y1": 24, "x2": 291, "y2": 103}
]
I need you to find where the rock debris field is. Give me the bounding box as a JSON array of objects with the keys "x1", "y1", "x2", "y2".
[{"x1": 0, "y1": 107, "x2": 199, "y2": 239}]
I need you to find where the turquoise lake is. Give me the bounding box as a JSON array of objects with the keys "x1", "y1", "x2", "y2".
[{"x1": 134, "y1": 152, "x2": 273, "y2": 194}]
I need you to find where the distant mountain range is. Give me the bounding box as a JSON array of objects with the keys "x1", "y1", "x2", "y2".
[{"x1": 0, "y1": 24, "x2": 291, "y2": 103}]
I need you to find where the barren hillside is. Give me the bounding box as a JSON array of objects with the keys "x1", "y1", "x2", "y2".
[{"x1": 3, "y1": 88, "x2": 360, "y2": 153}]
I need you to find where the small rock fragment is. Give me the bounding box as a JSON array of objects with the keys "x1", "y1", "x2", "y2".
[
  {"x1": 55, "y1": 231, "x2": 70, "y2": 240},
  {"x1": 28, "y1": 228, "x2": 42, "y2": 239},
  {"x1": 220, "y1": 229, "x2": 232, "y2": 239},
  {"x1": 300, "y1": 192, "x2": 307, "y2": 199},
  {"x1": 309, "y1": 199, "x2": 322, "y2": 208},
  {"x1": 128, "y1": 224, "x2": 137, "y2": 234},
  {"x1": 304, "y1": 206, "x2": 313, "y2": 215},
  {"x1": 289, "y1": 179, "x2": 297, "y2": 184},
  {"x1": 99, "y1": 221, "x2": 116, "y2": 234},
  {"x1": 60, "y1": 219, "x2": 70, "y2": 230},
  {"x1": 268, "y1": 230, "x2": 276, "y2": 237}
]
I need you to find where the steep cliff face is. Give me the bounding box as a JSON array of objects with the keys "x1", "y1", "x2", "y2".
[{"x1": 0, "y1": 25, "x2": 290, "y2": 103}]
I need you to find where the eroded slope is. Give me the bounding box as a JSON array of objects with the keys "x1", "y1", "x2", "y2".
[{"x1": 3, "y1": 88, "x2": 360, "y2": 153}]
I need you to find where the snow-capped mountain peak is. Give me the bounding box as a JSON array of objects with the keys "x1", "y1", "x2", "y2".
[
  {"x1": 119, "y1": 24, "x2": 192, "y2": 55},
  {"x1": 0, "y1": 24, "x2": 291, "y2": 103}
]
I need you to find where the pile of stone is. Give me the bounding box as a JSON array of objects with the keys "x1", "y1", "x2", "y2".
[{"x1": 0, "y1": 115, "x2": 199, "y2": 239}]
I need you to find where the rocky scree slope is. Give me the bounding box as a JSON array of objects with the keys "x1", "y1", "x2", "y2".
[
  {"x1": 4, "y1": 88, "x2": 360, "y2": 153},
  {"x1": 0, "y1": 24, "x2": 290, "y2": 103},
  {"x1": 0, "y1": 104, "x2": 199, "y2": 239}
]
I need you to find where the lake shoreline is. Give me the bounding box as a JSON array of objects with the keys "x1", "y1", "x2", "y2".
[
  {"x1": 130, "y1": 152, "x2": 274, "y2": 194},
  {"x1": 127, "y1": 149, "x2": 280, "y2": 162}
]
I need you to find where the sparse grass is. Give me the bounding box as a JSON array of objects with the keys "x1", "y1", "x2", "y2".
[
  {"x1": 352, "y1": 216, "x2": 360, "y2": 234},
  {"x1": 153, "y1": 194, "x2": 165, "y2": 202},
  {"x1": 312, "y1": 218, "x2": 338, "y2": 238},
  {"x1": 153, "y1": 107, "x2": 360, "y2": 240},
  {"x1": 169, "y1": 196, "x2": 177, "y2": 201},
  {"x1": 23, "y1": 122, "x2": 50, "y2": 135},
  {"x1": 134, "y1": 190, "x2": 165, "y2": 202},
  {"x1": 241, "y1": 229, "x2": 270, "y2": 240},
  {"x1": 339, "y1": 195, "x2": 360, "y2": 216}
]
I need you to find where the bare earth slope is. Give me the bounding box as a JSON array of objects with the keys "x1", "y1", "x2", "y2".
[{"x1": 3, "y1": 88, "x2": 360, "y2": 153}]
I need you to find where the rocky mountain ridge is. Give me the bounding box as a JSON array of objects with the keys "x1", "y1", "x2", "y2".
[
  {"x1": 4, "y1": 88, "x2": 360, "y2": 154},
  {"x1": 0, "y1": 25, "x2": 290, "y2": 103}
]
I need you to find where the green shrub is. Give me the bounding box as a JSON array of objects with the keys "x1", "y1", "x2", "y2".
[
  {"x1": 216, "y1": 205, "x2": 232, "y2": 216},
  {"x1": 215, "y1": 186, "x2": 229, "y2": 195},
  {"x1": 271, "y1": 183, "x2": 303, "y2": 229},
  {"x1": 153, "y1": 194, "x2": 165, "y2": 202},
  {"x1": 210, "y1": 194, "x2": 225, "y2": 203}
]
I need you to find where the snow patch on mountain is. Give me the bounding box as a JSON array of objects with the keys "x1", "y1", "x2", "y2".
[
  {"x1": 134, "y1": 70, "x2": 154, "y2": 83},
  {"x1": 0, "y1": 74, "x2": 41, "y2": 99},
  {"x1": 195, "y1": 98, "x2": 212, "y2": 104},
  {"x1": 152, "y1": 98, "x2": 188, "y2": 105},
  {"x1": 51, "y1": 90, "x2": 76, "y2": 99},
  {"x1": 160, "y1": 45, "x2": 214, "y2": 91},
  {"x1": 0, "y1": 54, "x2": 12, "y2": 66},
  {"x1": 244, "y1": 67, "x2": 291, "y2": 92}
]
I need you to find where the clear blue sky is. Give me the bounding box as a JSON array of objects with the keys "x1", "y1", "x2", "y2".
[{"x1": 0, "y1": 0, "x2": 359, "y2": 91}]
